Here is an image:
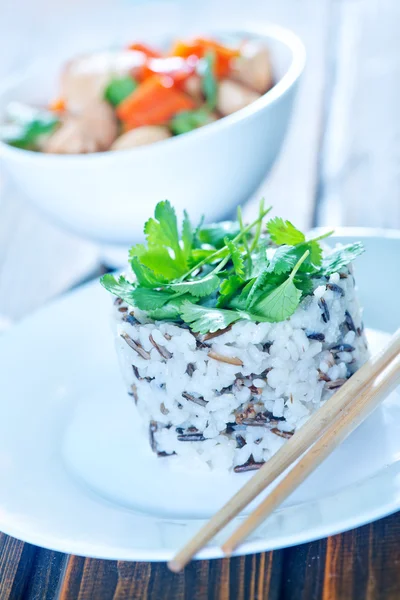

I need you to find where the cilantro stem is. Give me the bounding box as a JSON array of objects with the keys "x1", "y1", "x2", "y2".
[
  {"x1": 180, "y1": 206, "x2": 272, "y2": 281},
  {"x1": 305, "y1": 230, "x2": 335, "y2": 245},
  {"x1": 250, "y1": 197, "x2": 265, "y2": 252},
  {"x1": 290, "y1": 250, "x2": 310, "y2": 279},
  {"x1": 237, "y1": 205, "x2": 251, "y2": 268},
  {"x1": 210, "y1": 254, "x2": 230, "y2": 275}
]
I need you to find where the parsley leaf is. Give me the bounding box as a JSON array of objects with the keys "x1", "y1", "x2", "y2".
[
  {"x1": 100, "y1": 274, "x2": 136, "y2": 305},
  {"x1": 246, "y1": 271, "x2": 285, "y2": 309},
  {"x1": 101, "y1": 200, "x2": 365, "y2": 334},
  {"x1": 267, "y1": 217, "x2": 306, "y2": 245},
  {"x1": 130, "y1": 201, "x2": 190, "y2": 281},
  {"x1": 148, "y1": 296, "x2": 191, "y2": 321},
  {"x1": 166, "y1": 274, "x2": 220, "y2": 297},
  {"x1": 130, "y1": 256, "x2": 164, "y2": 287},
  {"x1": 217, "y1": 275, "x2": 244, "y2": 307},
  {"x1": 145, "y1": 201, "x2": 182, "y2": 257},
  {"x1": 225, "y1": 238, "x2": 245, "y2": 277},
  {"x1": 308, "y1": 240, "x2": 323, "y2": 267},
  {"x1": 198, "y1": 221, "x2": 240, "y2": 248},
  {"x1": 130, "y1": 288, "x2": 177, "y2": 310},
  {"x1": 251, "y1": 251, "x2": 309, "y2": 321},
  {"x1": 321, "y1": 242, "x2": 365, "y2": 276},
  {"x1": 130, "y1": 244, "x2": 185, "y2": 280},
  {"x1": 182, "y1": 210, "x2": 193, "y2": 261},
  {"x1": 179, "y1": 302, "x2": 242, "y2": 334},
  {"x1": 252, "y1": 278, "x2": 301, "y2": 322},
  {"x1": 267, "y1": 245, "x2": 298, "y2": 275}
]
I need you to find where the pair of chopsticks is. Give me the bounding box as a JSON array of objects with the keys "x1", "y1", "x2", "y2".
[{"x1": 168, "y1": 329, "x2": 400, "y2": 572}]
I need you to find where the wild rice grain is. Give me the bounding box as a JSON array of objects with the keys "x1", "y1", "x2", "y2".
[
  {"x1": 306, "y1": 331, "x2": 325, "y2": 342},
  {"x1": 207, "y1": 351, "x2": 243, "y2": 366},
  {"x1": 186, "y1": 363, "x2": 196, "y2": 376},
  {"x1": 325, "y1": 378, "x2": 347, "y2": 389},
  {"x1": 234, "y1": 456, "x2": 265, "y2": 473},
  {"x1": 149, "y1": 421, "x2": 158, "y2": 452},
  {"x1": 327, "y1": 283, "x2": 345, "y2": 296},
  {"x1": 182, "y1": 392, "x2": 207, "y2": 407},
  {"x1": 149, "y1": 334, "x2": 173, "y2": 359},
  {"x1": 123, "y1": 312, "x2": 139, "y2": 326},
  {"x1": 318, "y1": 298, "x2": 330, "y2": 323},
  {"x1": 203, "y1": 325, "x2": 233, "y2": 341},
  {"x1": 344, "y1": 310, "x2": 356, "y2": 332},
  {"x1": 236, "y1": 435, "x2": 246, "y2": 448},
  {"x1": 121, "y1": 332, "x2": 151, "y2": 359},
  {"x1": 271, "y1": 427, "x2": 294, "y2": 439},
  {"x1": 177, "y1": 433, "x2": 206, "y2": 442},
  {"x1": 330, "y1": 343, "x2": 355, "y2": 353}
]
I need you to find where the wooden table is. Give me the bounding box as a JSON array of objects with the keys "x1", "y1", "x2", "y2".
[{"x1": 1, "y1": 0, "x2": 399, "y2": 598}]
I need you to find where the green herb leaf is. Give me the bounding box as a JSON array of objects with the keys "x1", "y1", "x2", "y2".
[
  {"x1": 104, "y1": 76, "x2": 137, "y2": 106},
  {"x1": 179, "y1": 301, "x2": 241, "y2": 334},
  {"x1": 267, "y1": 246, "x2": 298, "y2": 275},
  {"x1": 1, "y1": 103, "x2": 59, "y2": 150},
  {"x1": 182, "y1": 210, "x2": 194, "y2": 261},
  {"x1": 202, "y1": 51, "x2": 218, "y2": 110},
  {"x1": 198, "y1": 221, "x2": 240, "y2": 248},
  {"x1": 251, "y1": 251, "x2": 309, "y2": 321},
  {"x1": 246, "y1": 271, "x2": 284, "y2": 309},
  {"x1": 130, "y1": 244, "x2": 185, "y2": 280},
  {"x1": 308, "y1": 240, "x2": 323, "y2": 267},
  {"x1": 100, "y1": 274, "x2": 136, "y2": 305},
  {"x1": 145, "y1": 200, "x2": 182, "y2": 256},
  {"x1": 225, "y1": 238, "x2": 245, "y2": 277},
  {"x1": 170, "y1": 108, "x2": 211, "y2": 135},
  {"x1": 293, "y1": 274, "x2": 314, "y2": 297},
  {"x1": 252, "y1": 277, "x2": 302, "y2": 322},
  {"x1": 130, "y1": 200, "x2": 189, "y2": 281},
  {"x1": 321, "y1": 242, "x2": 365, "y2": 276},
  {"x1": 267, "y1": 217, "x2": 306, "y2": 246},
  {"x1": 217, "y1": 275, "x2": 244, "y2": 307},
  {"x1": 130, "y1": 288, "x2": 177, "y2": 310},
  {"x1": 130, "y1": 256, "x2": 164, "y2": 287},
  {"x1": 148, "y1": 296, "x2": 191, "y2": 321},
  {"x1": 166, "y1": 274, "x2": 220, "y2": 297}
]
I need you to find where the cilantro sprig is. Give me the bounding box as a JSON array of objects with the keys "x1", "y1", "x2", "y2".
[{"x1": 101, "y1": 200, "x2": 365, "y2": 333}]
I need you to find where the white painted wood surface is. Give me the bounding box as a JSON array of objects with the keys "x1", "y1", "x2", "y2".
[
  {"x1": 0, "y1": 0, "x2": 398, "y2": 326},
  {"x1": 317, "y1": 0, "x2": 400, "y2": 229}
]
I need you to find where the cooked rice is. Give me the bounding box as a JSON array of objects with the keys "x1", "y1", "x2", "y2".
[{"x1": 113, "y1": 263, "x2": 368, "y2": 472}]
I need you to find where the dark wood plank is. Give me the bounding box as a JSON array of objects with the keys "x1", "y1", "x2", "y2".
[
  {"x1": 0, "y1": 535, "x2": 67, "y2": 600},
  {"x1": 57, "y1": 552, "x2": 282, "y2": 600},
  {"x1": 282, "y1": 511, "x2": 400, "y2": 600},
  {"x1": 0, "y1": 535, "x2": 36, "y2": 599},
  {"x1": 23, "y1": 548, "x2": 67, "y2": 600}
]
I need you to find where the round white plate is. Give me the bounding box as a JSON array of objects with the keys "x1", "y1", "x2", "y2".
[{"x1": 0, "y1": 230, "x2": 399, "y2": 561}]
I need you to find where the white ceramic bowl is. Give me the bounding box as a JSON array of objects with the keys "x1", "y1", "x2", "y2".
[{"x1": 0, "y1": 25, "x2": 305, "y2": 246}]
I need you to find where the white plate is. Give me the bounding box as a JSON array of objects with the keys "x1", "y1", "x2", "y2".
[{"x1": 0, "y1": 230, "x2": 399, "y2": 561}]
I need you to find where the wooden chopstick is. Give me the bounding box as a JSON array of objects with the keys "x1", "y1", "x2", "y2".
[
  {"x1": 168, "y1": 329, "x2": 400, "y2": 572},
  {"x1": 222, "y1": 343, "x2": 400, "y2": 555}
]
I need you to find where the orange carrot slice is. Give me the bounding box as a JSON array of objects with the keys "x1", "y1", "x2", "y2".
[
  {"x1": 116, "y1": 75, "x2": 196, "y2": 128},
  {"x1": 170, "y1": 37, "x2": 239, "y2": 78},
  {"x1": 127, "y1": 42, "x2": 162, "y2": 58},
  {"x1": 49, "y1": 98, "x2": 66, "y2": 112}
]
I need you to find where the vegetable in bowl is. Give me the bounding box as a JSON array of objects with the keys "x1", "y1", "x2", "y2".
[{"x1": 0, "y1": 36, "x2": 274, "y2": 154}]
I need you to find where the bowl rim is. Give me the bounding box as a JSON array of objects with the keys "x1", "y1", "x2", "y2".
[{"x1": 0, "y1": 22, "x2": 306, "y2": 163}]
